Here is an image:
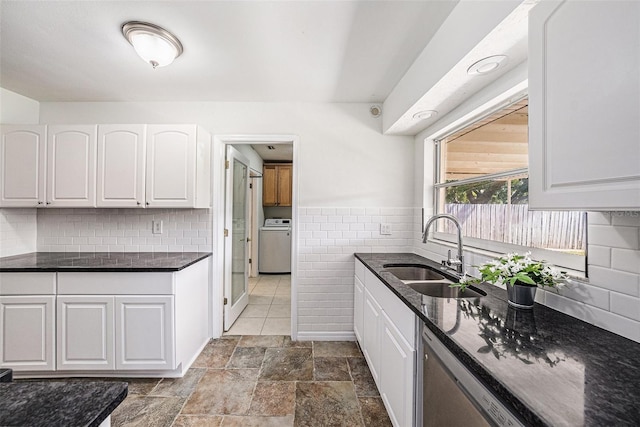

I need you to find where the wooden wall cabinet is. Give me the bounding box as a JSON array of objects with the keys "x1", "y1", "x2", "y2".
[
  {"x1": 263, "y1": 163, "x2": 292, "y2": 207},
  {"x1": 528, "y1": 0, "x2": 640, "y2": 210}
]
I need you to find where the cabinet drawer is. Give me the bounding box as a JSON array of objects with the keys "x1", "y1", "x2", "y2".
[
  {"x1": 0, "y1": 273, "x2": 56, "y2": 295},
  {"x1": 57, "y1": 272, "x2": 174, "y2": 295}
]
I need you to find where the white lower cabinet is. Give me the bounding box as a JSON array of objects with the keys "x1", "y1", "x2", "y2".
[
  {"x1": 380, "y1": 310, "x2": 415, "y2": 427},
  {"x1": 57, "y1": 296, "x2": 114, "y2": 370},
  {"x1": 115, "y1": 296, "x2": 175, "y2": 370},
  {"x1": 354, "y1": 259, "x2": 416, "y2": 427},
  {"x1": 0, "y1": 296, "x2": 55, "y2": 371}
]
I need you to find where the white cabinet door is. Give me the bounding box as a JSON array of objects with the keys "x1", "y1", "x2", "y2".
[
  {"x1": 115, "y1": 296, "x2": 175, "y2": 370},
  {"x1": 47, "y1": 125, "x2": 97, "y2": 207},
  {"x1": 0, "y1": 125, "x2": 46, "y2": 207},
  {"x1": 57, "y1": 296, "x2": 114, "y2": 370},
  {"x1": 145, "y1": 125, "x2": 196, "y2": 208},
  {"x1": 0, "y1": 296, "x2": 55, "y2": 371},
  {"x1": 97, "y1": 125, "x2": 146, "y2": 208},
  {"x1": 380, "y1": 310, "x2": 415, "y2": 427},
  {"x1": 362, "y1": 287, "x2": 382, "y2": 385},
  {"x1": 354, "y1": 275, "x2": 364, "y2": 346},
  {"x1": 529, "y1": 0, "x2": 640, "y2": 210}
]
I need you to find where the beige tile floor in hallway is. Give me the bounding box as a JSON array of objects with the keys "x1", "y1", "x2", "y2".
[
  {"x1": 225, "y1": 274, "x2": 292, "y2": 336},
  {"x1": 107, "y1": 335, "x2": 392, "y2": 426}
]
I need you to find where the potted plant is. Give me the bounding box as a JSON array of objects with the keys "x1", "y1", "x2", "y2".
[{"x1": 455, "y1": 252, "x2": 567, "y2": 309}]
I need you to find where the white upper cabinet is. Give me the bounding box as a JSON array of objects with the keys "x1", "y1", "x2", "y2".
[
  {"x1": 46, "y1": 125, "x2": 97, "y2": 207},
  {"x1": 146, "y1": 124, "x2": 211, "y2": 208},
  {"x1": 529, "y1": 0, "x2": 640, "y2": 210},
  {"x1": 0, "y1": 125, "x2": 46, "y2": 207},
  {"x1": 97, "y1": 125, "x2": 146, "y2": 207}
]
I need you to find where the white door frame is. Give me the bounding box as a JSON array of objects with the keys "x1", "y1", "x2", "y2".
[{"x1": 211, "y1": 134, "x2": 299, "y2": 339}]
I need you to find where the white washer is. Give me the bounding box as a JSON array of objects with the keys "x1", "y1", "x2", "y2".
[{"x1": 259, "y1": 219, "x2": 292, "y2": 273}]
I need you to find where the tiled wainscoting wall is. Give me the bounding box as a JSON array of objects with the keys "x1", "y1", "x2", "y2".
[
  {"x1": 0, "y1": 208, "x2": 37, "y2": 256},
  {"x1": 296, "y1": 207, "x2": 414, "y2": 340},
  {"x1": 415, "y1": 210, "x2": 640, "y2": 343},
  {"x1": 36, "y1": 208, "x2": 213, "y2": 252}
]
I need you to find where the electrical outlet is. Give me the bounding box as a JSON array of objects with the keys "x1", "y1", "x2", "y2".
[
  {"x1": 152, "y1": 220, "x2": 163, "y2": 234},
  {"x1": 380, "y1": 223, "x2": 392, "y2": 235}
]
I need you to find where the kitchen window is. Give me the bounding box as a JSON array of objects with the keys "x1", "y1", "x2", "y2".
[{"x1": 432, "y1": 97, "x2": 587, "y2": 273}]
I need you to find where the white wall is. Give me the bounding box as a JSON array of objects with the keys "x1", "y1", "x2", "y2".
[
  {"x1": 39, "y1": 101, "x2": 416, "y2": 338},
  {"x1": 0, "y1": 88, "x2": 39, "y2": 256}
]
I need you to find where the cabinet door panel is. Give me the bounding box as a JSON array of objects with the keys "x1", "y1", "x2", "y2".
[
  {"x1": 277, "y1": 165, "x2": 292, "y2": 207},
  {"x1": 57, "y1": 296, "x2": 114, "y2": 370},
  {"x1": 262, "y1": 165, "x2": 277, "y2": 206},
  {"x1": 362, "y1": 288, "x2": 382, "y2": 385},
  {"x1": 529, "y1": 0, "x2": 640, "y2": 209},
  {"x1": 0, "y1": 125, "x2": 46, "y2": 207},
  {"x1": 97, "y1": 125, "x2": 146, "y2": 207},
  {"x1": 47, "y1": 125, "x2": 97, "y2": 207},
  {"x1": 0, "y1": 296, "x2": 55, "y2": 371},
  {"x1": 115, "y1": 296, "x2": 175, "y2": 370},
  {"x1": 380, "y1": 311, "x2": 415, "y2": 427},
  {"x1": 146, "y1": 125, "x2": 195, "y2": 207}
]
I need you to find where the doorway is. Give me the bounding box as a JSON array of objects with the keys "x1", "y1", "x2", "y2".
[{"x1": 212, "y1": 135, "x2": 298, "y2": 338}]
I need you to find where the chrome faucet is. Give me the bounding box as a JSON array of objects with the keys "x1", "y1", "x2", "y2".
[{"x1": 422, "y1": 213, "x2": 465, "y2": 275}]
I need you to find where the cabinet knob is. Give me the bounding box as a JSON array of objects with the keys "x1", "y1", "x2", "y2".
[
  {"x1": 46, "y1": 201, "x2": 51, "y2": 205},
  {"x1": 137, "y1": 201, "x2": 141, "y2": 206},
  {"x1": 37, "y1": 201, "x2": 43, "y2": 205},
  {"x1": 146, "y1": 202, "x2": 149, "y2": 206}
]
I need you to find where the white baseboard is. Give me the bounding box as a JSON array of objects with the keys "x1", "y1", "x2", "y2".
[{"x1": 296, "y1": 331, "x2": 356, "y2": 341}]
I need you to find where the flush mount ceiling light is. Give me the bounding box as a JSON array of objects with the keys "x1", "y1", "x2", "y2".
[
  {"x1": 413, "y1": 110, "x2": 438, "y2": 120},
  {"x1": 467, "y1": 55, "x2": 508, "y2": 76},
  {"x1": 122, "y1": 21, "x2": 183, "y2": 69}
]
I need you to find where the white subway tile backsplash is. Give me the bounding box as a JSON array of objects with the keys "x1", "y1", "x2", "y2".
[
  {"x1": 584, "y1": 305, "x2": 640, "y2": 343},
  {"x1": 610, "y1": 211, "x2": 640, "y2": 227},
  {"x1": 587, "y1": 245, "x2": 611, "y2": 267},
  {"x1": 589, "y1": 266, "x2": 639, "y2": 297},
  {"x1": 587, "y1": 212, "x2": 611, "y2": 225},
  {"x1": 297, "y1": 206, "x2": 414, "y2": 337},
  {"x1": 610, "y1": 292, "x2": 640, "y2": 321},
  {"x1": 611, "y1": 248, "x2": 640, "y2": 274},
  {"x1": 588, "y1": 224, "x2": 639, "y2": 250},
  {"x1": 36, "y1": 208, "x2": 212, "y2": 252}
]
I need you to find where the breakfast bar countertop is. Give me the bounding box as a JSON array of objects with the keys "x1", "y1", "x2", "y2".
[
  {"x1": 0, "y1": 251, "x2": 212, "y2": 272},
  {"x1": 0, "y1": 380, "x2": 127, "y2": 427},
  {"x1": 355, "y1": 252, "x2": 640, "y2": 427}
]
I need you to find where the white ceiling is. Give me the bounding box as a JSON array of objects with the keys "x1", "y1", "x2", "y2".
[{"x1": 0, "y1": 0, "x2": 457, "y2": 103}]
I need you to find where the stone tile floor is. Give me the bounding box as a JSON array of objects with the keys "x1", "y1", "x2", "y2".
[{"x1": 108, "y1": 335, "x2": 392, "y2": 426}]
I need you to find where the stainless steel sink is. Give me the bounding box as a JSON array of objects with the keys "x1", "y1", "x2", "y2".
[
  {"x1": 382, "y1": 264, "x2": 446, "y2": 281},
  {"x1": 407, "y1": 282, "x2": 486, "y2": 299}
]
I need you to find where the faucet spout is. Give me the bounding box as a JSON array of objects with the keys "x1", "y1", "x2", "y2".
[{"x1": 422, "y1": 213, "x2": 465, "y2": 275}]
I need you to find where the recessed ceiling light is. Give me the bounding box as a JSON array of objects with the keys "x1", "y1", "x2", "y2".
[
  {"x1": 413, "y1": 110, "x2": 438, "y2": 120},
  {"x1": 467, "y1": 55, "x2": 508, "y2": 76},
  {"x1": 122, "y1": 21, "x2": 183, "y2": 69}
]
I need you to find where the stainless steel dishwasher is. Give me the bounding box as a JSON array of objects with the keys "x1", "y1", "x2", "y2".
[{"x1": 421, "y1": 325, "x2": 523, "y2": 427}]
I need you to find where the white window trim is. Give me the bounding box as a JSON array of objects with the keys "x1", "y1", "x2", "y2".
[{"x1": 425, "y1": 86, "x2": 586, "y2": 274}]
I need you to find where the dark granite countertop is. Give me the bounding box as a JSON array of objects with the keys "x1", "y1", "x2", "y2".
[
  {"x1": 355, "y1": 252, "x2": 640, "y2": 427},
  {"x1": 0, "y1": 252, "x2": 212, "y2": 272},
  {"x1": 0, "y1": 380, "x2": 127, "y2": 427}
]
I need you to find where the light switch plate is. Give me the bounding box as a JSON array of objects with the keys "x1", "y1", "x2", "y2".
[
  {"x1": 380, "y1": 223, "x2": 392, "y2": 235},
  {"x1": 152, "y1": 220, "x2": 163, "y2": 234}
]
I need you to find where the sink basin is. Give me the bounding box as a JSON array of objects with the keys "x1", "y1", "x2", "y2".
[
  {"x1": 382, "y1": 264, "x2": 446, "y2": 281},
  {"x1": 407, "y1": 282, "x2": 486, "y2": 299}
]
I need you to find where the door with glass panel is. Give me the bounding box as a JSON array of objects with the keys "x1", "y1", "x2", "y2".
[{"x1": 224, "y1": 146, "x2": 250, "y2": 330}]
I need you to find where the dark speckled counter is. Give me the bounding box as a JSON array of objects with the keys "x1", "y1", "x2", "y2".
[
  {"x1": 0, "y1": 380, "x2": 127, "y2": 427},
  {"x1": 355, "y1": 253, "x2": 640, "y2": 427},
  {"x1": 0, "y1": 252, "x2": 212, "y2": 272}
]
